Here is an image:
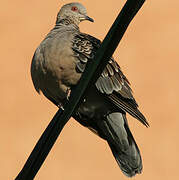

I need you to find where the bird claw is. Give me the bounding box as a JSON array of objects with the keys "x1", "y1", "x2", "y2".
[{"x1": 57, "y1": 103, "x2": 64, "y2": 110}]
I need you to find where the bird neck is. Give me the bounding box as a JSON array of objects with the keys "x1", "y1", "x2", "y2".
[{"x1": 56, "y1": 18, "x2": 79, "y2": 28}]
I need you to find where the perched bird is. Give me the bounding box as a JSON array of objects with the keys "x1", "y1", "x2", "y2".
[{"x1": 31, "y1": 2, "x2": 149, "y2": 177}]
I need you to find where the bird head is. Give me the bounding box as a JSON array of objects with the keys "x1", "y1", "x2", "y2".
[{"x1": 56, "y1": 2, "x2": 94, "y2": 25}]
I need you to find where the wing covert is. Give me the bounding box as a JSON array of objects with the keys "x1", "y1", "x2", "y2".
[{"x1": 71, "y1": 33, "x2": 149, "y2": 127}]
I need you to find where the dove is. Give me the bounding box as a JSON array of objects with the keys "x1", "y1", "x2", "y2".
[{"x1": 31, "y1": 2, "x2": 149, "y2": 177}]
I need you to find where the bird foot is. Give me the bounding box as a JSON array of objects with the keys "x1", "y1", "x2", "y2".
[{"x1": 57, "y1": 103, "x2": 64, "y2": 110}]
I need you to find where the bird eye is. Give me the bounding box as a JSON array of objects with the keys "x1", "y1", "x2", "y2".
[{"x1": 71, "y1": 6, "x2": 78, "y2": 11}]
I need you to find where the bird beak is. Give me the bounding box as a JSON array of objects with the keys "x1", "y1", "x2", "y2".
[{"x1": 85, "y1": 15, "x2": 94, "y2": 22}]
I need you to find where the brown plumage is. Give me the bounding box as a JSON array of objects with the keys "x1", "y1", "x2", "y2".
[{"x1": 31, "y1": 2, "x2": 149, "y2": 177}]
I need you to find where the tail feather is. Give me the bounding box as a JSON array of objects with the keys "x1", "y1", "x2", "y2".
[{"x1": 97, "y1": 112, "x2": 142, "y2": 177}]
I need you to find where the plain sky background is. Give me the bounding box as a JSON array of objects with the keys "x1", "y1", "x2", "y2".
[{"x1": 1, "y1": 0, "x2": 179, "y2": 179}]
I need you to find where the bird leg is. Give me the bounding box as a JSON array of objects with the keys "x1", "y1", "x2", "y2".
[{"x1": 66, "y1": 87, "x2": 71, "y2": 100}]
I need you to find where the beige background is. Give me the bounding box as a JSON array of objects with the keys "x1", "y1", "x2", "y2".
[{"x1": 1, "y1": 0, "x2": 179, "y2": 179}]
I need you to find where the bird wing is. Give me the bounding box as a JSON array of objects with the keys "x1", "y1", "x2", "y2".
[{"x1": 71, "y1": 33, "x2": 149, "y2": 127}]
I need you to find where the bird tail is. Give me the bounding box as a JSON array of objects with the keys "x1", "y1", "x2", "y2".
[{"x1": 97, "y1": 112, "x2": 142, "y2": 177}]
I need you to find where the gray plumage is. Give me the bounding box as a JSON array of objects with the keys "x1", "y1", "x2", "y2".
[{"x1": 31, "y1": 2, "x2": 149, "y2": 177}]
